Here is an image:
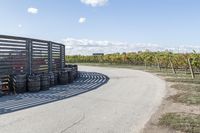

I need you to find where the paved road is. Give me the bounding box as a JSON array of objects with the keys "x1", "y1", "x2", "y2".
[{"x1": 0, "y1": 66, "x2": 166, "y2": 133}]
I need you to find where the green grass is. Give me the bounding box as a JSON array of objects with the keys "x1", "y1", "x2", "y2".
[
  {"x1": 171, "y1": 84, "x2": 200, "y2": 92},
  {"x1": 165, "y1": 78, "x2": 200, "y2": 84},
  {"x1": 170, "y1": 84, "x2": 200, "y2": 105},
  {"x1": 159, "y1": 113, "x2": 200, "y2": 133},
  {"x1": 156, "y1": 73, "x2": 195, "y2": 78},
  {"x1": 169, "y1": 92, "x2": 200, "y2": 105}
]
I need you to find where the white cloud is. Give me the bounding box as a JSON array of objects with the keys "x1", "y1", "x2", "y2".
[
  {"x1": 62, "y1": 38, "x2": 200, "y2": 55},
  {"x1": 18, "y1": 24, "x2": 22, "y2": 28},
  {"x1": 80, "y1": 0, "x2": 108, "y2": 7},
  {"x1": 62, "y1": 38, "x2": 162, "y2": 55},
  {"x1": 27, "y1": 7, "x2": 38, "y2": 14},
  {"x1": 79, "y1": 17, "x2": 86, "y2": 24}
]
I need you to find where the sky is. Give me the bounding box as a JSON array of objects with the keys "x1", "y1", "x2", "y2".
[{"x1": 1, "y1": 0, "x2": 200, "y2": 55}]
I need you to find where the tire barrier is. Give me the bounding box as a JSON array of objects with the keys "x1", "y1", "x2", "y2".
[
  {"x1": 27, "y1": 75, "x2": 41, "y2": 92},
  {"x1": 40, "y1": 74, "x2": 50, "y2": 91},
  {"x1": 59, "y1": 71, "x2": 69, "y2": 85},
  {"x1": 68, "y1": 69, "x2": 73, "y2": 83},
  {"x1": 0, "y1": 80, "x2": 2, "y2": 97},
  {"x1": 0, "y1": 64, "x2": 78, "y2": 95},
  {"x1": 54, "y1": 72, "x2": 59, "y2": 85},
  {"x1": 12, "y1": 74, "x2": 27, "y2": 93},
  {"x1": 65, "y1": 64, "x2": 78, "y2": 80},
  {"x1": 0, "y1": 71, "x2": 109, "y2": 114},
  {"x1": 62, "y1": 68, "x2": 73, "y2": 83},
  {"x1": 49, "y1": 72, "x2": 55, "y2": 87}
]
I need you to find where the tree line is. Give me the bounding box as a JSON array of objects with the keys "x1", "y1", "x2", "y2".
[{"x1": 66, "y1": 51, "x2": 200, "y2": 78}]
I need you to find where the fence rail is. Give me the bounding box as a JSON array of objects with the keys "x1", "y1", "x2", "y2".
[{"x1": 0, "y1": 35, "x2": 65, "y2": 78}]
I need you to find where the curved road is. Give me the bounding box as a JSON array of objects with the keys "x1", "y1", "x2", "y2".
[{"x1": 0, "y1": 66, "x2": 166, "y2": 133}]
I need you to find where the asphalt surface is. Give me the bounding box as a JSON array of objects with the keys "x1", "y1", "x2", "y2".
[{"x1": 0, "y1": 66, "x2": 166, "y2": 133}]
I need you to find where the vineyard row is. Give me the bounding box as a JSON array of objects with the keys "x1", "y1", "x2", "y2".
[{"x1": 66, "y1": 51, "x2": 200, "y2": 79}]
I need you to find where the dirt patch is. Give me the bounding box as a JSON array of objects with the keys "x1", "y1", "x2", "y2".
[{"x1": 141, "y1": 77, "x2": 200, "y2": 133}]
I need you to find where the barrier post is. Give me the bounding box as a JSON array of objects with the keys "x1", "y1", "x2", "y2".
[
  {"x1": 48, "y1": 42, "x2": 53, "y2": 72},
  {"x1": 26, "y1": 39, "x2": 32, "y2": 74}
]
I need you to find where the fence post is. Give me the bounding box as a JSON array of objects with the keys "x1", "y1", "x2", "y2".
[
  {"x1": 26, "y1": 39, "x2": 32, "y2": 74},
  {"x1": 63, "y1": 45, "x2": 66, "y2": 67},
  {"x1": 155, "y1": 56, "x2": 161, "y2": 71},
  {"x1": 48, "y1": 42, "x2": 53, "y2": 72},
  {"x1": 60, "y1": 45, "x2": 65, "y2": 70},
  {"x1": 169, "y1": 57, "x2": 176, "y2": 74},
  {"x1": 188, "y1": 58, "x2": 195, "y2": 79}
]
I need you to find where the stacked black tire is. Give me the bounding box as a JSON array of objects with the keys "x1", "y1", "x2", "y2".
[
  {"x1": 27, "y1": 75, "x2": 41, "y2": 92},
  {"x1": 62, "y1": 64, "x2": 78, "y2": 83},
  {"x1": 72, "y1": 65, "x2": 78, "y2": 79},
  {"x1": 54, "y1": 72, "x2": 59, "y2": 85},
  {"x1": 12, "y1": 74, "x2": 27, "y2": 93},
  {"x1": 59, "y1": 71, "x2": 69, "y2": 85},
  {"x1": 27, "y1": 73, "x2": 58, "y2": 92},
  {"x1": 65, "y1": 64, "x2": 78, "y2": 81},
  {"x1": 67, "y1": 68, "x2": 73, "y2": 83},
  {"x1": 49, "y1": 72, "x2": 55, "y2": 87},
  {"x1": 7, "y1": 64, "x2": 78, "y2": 94},
  {"x1": 40, "y1": 74, "x2": 50, "y2": 90},
  {"x1": 0, "y1": 80, "x2": 3, "y2": 97},
  {"x1": 60, "y1": 68, "x2": 73, "y2": 83},
  {"x1": 28, "y1": 73, "x2": 51, "y2": 92}
]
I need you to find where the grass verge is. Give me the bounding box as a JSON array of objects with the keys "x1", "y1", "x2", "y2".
[
  {"x1": 165, "y1": 78, "x2": 200, "y2": 84},
  {"x1": 171, "y1": 84, "x2": 200, "y2": 92},
  {"x1": 156, "y1": 73, "x2": 197, "y2": 78},
  {"x1": 169, "y1": 92, "x2": 200, "y2": 105},
  {"x1": 159, "y1": 113, "x2": 200, "y2": 133}
]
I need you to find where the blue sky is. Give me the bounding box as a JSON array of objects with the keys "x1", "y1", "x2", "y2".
[{"x1": 1, "y1": 0, "x2": 200, "y2": 54}]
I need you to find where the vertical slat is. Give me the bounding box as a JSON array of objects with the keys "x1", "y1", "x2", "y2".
[
  {"x1": 64, "y1": 45, "x2": 66, "y2": 65},
  {"x1": 26, "y1": 39, "x2": 32, "y2": 74},
  {"x1": 48, "y1": 42, "x2": 52, "y2": 72},
  {"x1": 60, "y1": 45, "x2": 65, "y2": 69},
  {"x1": 31, "y1": 41, "x2": 48, "y2": 73}
]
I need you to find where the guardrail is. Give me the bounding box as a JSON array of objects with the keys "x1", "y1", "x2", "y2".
[{"x1": 0, "y1": 35, "x2": 65, "y2": 77}]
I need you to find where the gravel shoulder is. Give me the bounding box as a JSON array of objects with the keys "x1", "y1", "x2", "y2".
[{"x1": 0, "y1": 66, "x2": 166, "y2": 133}]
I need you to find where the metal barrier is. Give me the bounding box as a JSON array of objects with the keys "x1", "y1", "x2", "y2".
[{"x1": 0, "y1": 35, "x2": 65, "y2": 78}]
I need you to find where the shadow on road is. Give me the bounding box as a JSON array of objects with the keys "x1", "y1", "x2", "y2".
[{"x1": 0, "y1": 71, "x2": 109, "y2": 115}]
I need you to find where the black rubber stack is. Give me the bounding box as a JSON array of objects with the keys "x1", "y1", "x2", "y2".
[
  {"x1": 27, "y1": 75, "x2": 41, "y2": 92},
  {"x1": 65, "y1": 64, "x2": 78, "y2": 80},
  {"x1": 59, "y1": 71, "x2": 68, "y2": 85},
  {"x1": 40, "y1": 74, "x2": 50, "y2": 90},
  {"x1": 12, "y1": 74, "x2": 27, "y2": 93},
  {"x1": 72, "y1": 65, "x2": 78, "y2": 79},
  {"x1": 54, "y1": 72, "x2": 59, "y2": 85},
  {"x1": 67, "y1": 68, "x2": 73, "y2": 83},
  {"x1": 48, "y1": 72, "x2": 55, "y2": 87},
  {"x1": 0, "y1": 80, "x2": 3, "y2": 97},
  {"x1": 73, "y1": 64, "x2": 78, "y2": 71},
  {"x1": 8, "y1": 75, "x2": 13, "y2": 93}
]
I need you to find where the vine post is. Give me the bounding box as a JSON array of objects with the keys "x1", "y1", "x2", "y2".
[{"x1": 187, "y1": 58, "x2": 195, "y2": 79}]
